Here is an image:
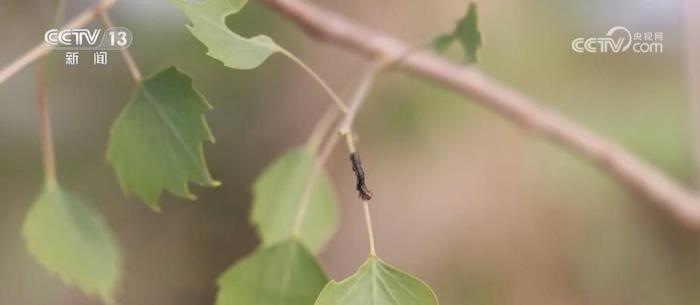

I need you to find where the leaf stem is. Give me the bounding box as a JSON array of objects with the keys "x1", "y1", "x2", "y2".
[
  {"x1": 97, "y1": 10, "x2": 142, "y2": 83},
  {"x1": 281, "y1": 49, "x2": 349, "y2": 113},
  {"x1": 36, "y1": 58, "x2": 57, "y2": 186},
  {"x1": 362, "y1": 200, "x2": 377, "y2": 256},
  {"x1": 35, "y1": 0, "x2": 68, "y2": 187},
  {"x1": 341, "y1": 132, "x2": 376, "y2": 256},
  {"x1": 342, "y1": 131, "x2": 356, "y2": 153}
]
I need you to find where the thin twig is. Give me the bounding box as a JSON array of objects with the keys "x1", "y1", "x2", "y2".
[
  {"x1": 338, "y1": 62, "x2": 380, "y2": 135},
  {"x1": 0, "y1": 0, "x2": 117, "y2": 86},
  {"x1": 97, "y1": 9, "x2": 142, "y2": 83},
  {"x1": 260, "y1": 0, "x2": 700, "y2": 232},
  {"x1": 337, "y1": 63, "x2": 380, "y2": 255},
  {"x1": 337, "y1": 62, "x2": 381, "y2": 255},
  {"x1": 342, "y1": 132, "x2": 377, "y2": 256},
  {"x1": 294, "y1": 62, "x2": 380, "y2": 249},
  {"x1": 306, "y1": 45, "x2": 418, "y2": 154}
]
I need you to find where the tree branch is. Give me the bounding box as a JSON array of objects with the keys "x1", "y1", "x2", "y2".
[
  {"x1": 260, "y1": 0, "x2": 700, "y2": 231},
  {"x1": 0, "y1": 0, "x2": 117, "y2": 86}
]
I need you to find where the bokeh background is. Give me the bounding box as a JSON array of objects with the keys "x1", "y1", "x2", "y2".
[{"x1": 1, "y1": 0, "x2": 698, "y2": 304}]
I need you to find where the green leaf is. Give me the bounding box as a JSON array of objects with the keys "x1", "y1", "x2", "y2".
[
  {"x1": 107, "y1": 67, "x2": 219, "y2": 210},
  {"x1": 432, "y1": 34, "x2": 454, "y2": 53},
  {"x1": 433, "y1": 1, "x2": 482, "y2": 63},
  {"x1": 169, "y1": 0, "x2": 283, "y2": 70},
  {"x1": 251, "y1": 147, "x2": 337, "y2": 252},
  {"x1": 22, "y1": 184, "x2": 122, "y2": 303},
  {"x1": 216, "y1": 239, "x2": 328, "y2": 305},
  {"x1": 314, "y1": 256, "x2": 439, "y2": 305}
]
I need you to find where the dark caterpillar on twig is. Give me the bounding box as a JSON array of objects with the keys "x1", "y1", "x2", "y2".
[{"x1": 350, "y1": 152, "x2": 373, "y2": 200}]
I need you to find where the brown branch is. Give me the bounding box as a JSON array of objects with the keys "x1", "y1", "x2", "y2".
[
  {"x1": 0, "y1": 0, "x2": 117, "y2": 85},
  {"x1": 260, "y1": 0, "x2": 700, "y2": 231}
]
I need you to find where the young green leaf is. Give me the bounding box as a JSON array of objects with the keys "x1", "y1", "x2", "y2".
[
  {"x1": 314, "y1": 256, "x2": 439, "y2": 305},
  {"x1": 251, "y1": 148, "x2": 338, "y2": 252},
  {"x1": 216, "y1": 239, "x2": 328, "y2": 305},
  {"x1": 168, "y1": 0, "x2": 350, "y2": 113},
  {"x1": 22, "y1": 184, "x2": 122, "y2": 303},
  {"x1": 168, "y1": 0, "x2": 283, "y2": 70},
  {"x1": 432, "y1": 1, "x2": 482, "y2": 63},
  {"x1": 107, "y1": 67, "x2": 219, "y2": 210}
]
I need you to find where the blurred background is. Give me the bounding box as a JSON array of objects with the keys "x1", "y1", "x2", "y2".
[{"x1": 1, "y1": 0, "x2": 698, "y2": 304}]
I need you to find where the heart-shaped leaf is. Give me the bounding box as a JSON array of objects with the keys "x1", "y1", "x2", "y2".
[
  {"x1": 216, "y1": 238, "x2": 328, "y2": 305},
  {"x1": 314, "y1": 256, "x2": 439, "y2": 305},
  {"x1": 107, "y1": 67, "x2": 219, "y2": 210},
  {"x1": 22, "y1": 184, "x2": 122, "y2": 303},
  {"x1": 251, "y1": 147, "x2": 338, "y2": 252}
]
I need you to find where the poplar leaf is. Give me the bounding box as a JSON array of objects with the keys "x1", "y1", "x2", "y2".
[
  {"x1": 314, "y1": 256, "x2": 439, "y2": 305},
  {"x1": 251, "y1": 148, "x2": 338, "y2": 252},
  {"x1": 216, "y1": 239, "x2": 328, "y2": 305},
  {"x1": 107, "y1": 67, "x2": 219, "y2": 210},
  {"x1": 169, "y1": 0, "x2": 283, "y2": 70},
  {"x1": 22, "y1": 184, "x2": 122, "y2": 303},
  {"x1": 433, "y1": 1, "x2": 482, "y2": 63}
]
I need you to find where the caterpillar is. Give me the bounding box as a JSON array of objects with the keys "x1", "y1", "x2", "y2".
[{"x1": 350, "y1": 152, "x2": 373, "y2": 200}]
